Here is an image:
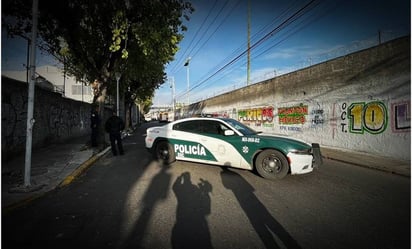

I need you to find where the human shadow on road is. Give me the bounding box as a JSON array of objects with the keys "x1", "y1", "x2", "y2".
[
  {"x1": 172, "y1": 172, "x2": 213, "y2": 249},
  {"x1": 119, "y1": 162, "x2": 172, "y2": 248},
  {"x1": 220, "y1": 167, "x2": 302, "y2": 249}
]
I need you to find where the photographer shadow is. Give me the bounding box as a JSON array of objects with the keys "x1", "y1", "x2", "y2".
[{"x1": 172, "y1": 172, "x2": 213, "y2": 249}]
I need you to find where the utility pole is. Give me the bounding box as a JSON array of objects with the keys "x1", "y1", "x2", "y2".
[
  {"x1": 116, "y1": 73, "x2": 121, "y2": 116},
  {"x1": 247, "y1": 0, "x2": 251, "y2": 86},
  {"x1": 184, "y1": 57, "x2": 191, "y2": 105},
  {"x1": 169, "y1": 76, "x2": 176, "y2": 119},
  {"x1": 63, "y1": 56, "x2": 66, "y2": 96},
  {"x1": 378, "y1": 30, "x2": 382, "y2": 45},
  {"x1": 26, "y1": 39, "x2": 30, "y2": 83},
  {"x1": 24, "y1": 0, "x2": 39, "y2": 188}
]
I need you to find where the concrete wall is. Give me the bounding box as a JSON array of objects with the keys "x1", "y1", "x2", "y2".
[
  {"x1": 187, "y1": 36, "x2": 411, "y2": 161},
  {"x1": 2, "y1": 76, "x2": 93, "y2": 160},
  {"x1": 2, "y1": 76, "x2": 141, "y2": 161}
]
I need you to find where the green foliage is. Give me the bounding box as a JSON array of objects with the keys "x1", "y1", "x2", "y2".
[
  {"x1": 2, "y1": 0, "x2": 194, "y2": 105},
  {"x1": 109, "y1": 11, "x2": 129, "y2": 55},
  {"x1": 139, "y1": 97, "x2": 154, "y2": 114}
]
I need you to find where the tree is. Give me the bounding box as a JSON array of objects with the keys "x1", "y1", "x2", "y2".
[{"x1": 3, "y1": 0, "x2": 193, "y2": 147}]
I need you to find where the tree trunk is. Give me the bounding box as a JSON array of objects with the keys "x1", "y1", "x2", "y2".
[
  {"x1": 98, "y1": 86, "x2": 108, "y2": 151},
  {"x1": 92, "y1": 80, "x2": 108, "y2": 151}
]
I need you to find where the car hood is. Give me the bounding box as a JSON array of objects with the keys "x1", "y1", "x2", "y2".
[{"x1": 257, "y1": 133, "x2": 312, "y2": 149}]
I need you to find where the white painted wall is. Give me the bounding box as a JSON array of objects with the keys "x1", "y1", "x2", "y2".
[
  {"x1": 188, "y1": 37, "x2": 411, "y2": 161},
  {"x1": 2, "y1": 65, "x2": 93, "y2": 103}
]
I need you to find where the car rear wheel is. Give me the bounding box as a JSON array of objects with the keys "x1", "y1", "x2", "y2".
[
  {"x1": 255, "y1": 149, "x2": 289, "y2": 180},
  {"x1": 155, "y1": 141, "x2": 176, "y2": 164}
]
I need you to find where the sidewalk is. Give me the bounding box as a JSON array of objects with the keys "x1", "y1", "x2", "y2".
[
  {"x1": 2, "y1": 135, "x2": 410, "y2": 211},
  {"x1": 1, "y1": 135, "x2": 111, "y2": 211},
  {"x1": 321, "y1": 147, "x2": 410, "y2": 177}
]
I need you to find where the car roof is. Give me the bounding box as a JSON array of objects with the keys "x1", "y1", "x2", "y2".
[{"x1": 172, "y1": 117, "x2": 228, "y2": 123}]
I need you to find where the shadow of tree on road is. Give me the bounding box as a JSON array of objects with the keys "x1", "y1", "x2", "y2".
[
  {"x1": 220, "y1": 167, "x2": 302, "y2": 249},
  {"x1": 172, "y1": 172, "x2": 213, "y2": 249}
]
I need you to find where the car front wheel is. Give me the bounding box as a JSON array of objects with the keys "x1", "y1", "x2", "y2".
[
  {"x1": 155, "y1": 140, "x2": 176, "y2": 165},
  {"x1": 255, "y1": 149, "x2": 289, "y2": 180}
]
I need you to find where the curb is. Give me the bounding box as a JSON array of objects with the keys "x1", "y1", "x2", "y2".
[
  {"x1": 2, "y1": 147, "x2": 111, "y2": 213},
  {"x1": 59, "y1": 129, "x2": 134, "y2": 187},
  {"x1": 3, "y1": 193, "x2": 44, "y2": 214},
  {"x1": 322, "y1": 154, "x2": 410, "y2": 177},
  {"x1": 3, "y1": 128, "x2": 138, "y2": 213},
  {"x1": 59, "y1": 146, "x2": 111, "y2": 187}
]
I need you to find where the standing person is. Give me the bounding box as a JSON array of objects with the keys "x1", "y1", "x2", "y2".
[
  {"x1": 105, "y1": 110, "x2": 125, "y2": 156},
  {"x1": 90, "y1": 105, "x2": 99, "y2": 147}
]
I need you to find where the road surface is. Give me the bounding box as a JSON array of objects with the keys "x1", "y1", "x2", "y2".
[{"x1": 2, "y1": 122, "x2": 410, "y2": 249}]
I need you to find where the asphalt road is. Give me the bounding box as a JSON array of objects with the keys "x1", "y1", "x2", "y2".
[{"x1": 2, "y1": 122, "x2": 410, "y2": 249}]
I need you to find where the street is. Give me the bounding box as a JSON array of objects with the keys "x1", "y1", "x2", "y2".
[{"x1": 2, "y1": 122, "x2": 410, "y2": 249}]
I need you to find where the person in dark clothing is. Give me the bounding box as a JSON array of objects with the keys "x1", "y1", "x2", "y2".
[
  {"x1": 105, "y1": 111, "x2": 125, "y2": 156},
  {"x1": 90, "y1": 105, "x2": 100, "y2": 147}
]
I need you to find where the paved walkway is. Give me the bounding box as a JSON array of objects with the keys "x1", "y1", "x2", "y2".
[
  {"x1": 321, "y1": 147, "x2": 410, "y2": 177},
  {"x1": 2, "y1": 130, "x2": 410, "y2": 211},
  {"x1": 2, "y1": 135, "x2": 106, "y2": 211}
]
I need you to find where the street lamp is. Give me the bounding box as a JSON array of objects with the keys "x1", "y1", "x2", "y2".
[
  {"x1": 115, "y1": 73, "x2": 121, "y2": 116},
  {"x1": 169, "y1": 76, "x2": 175, "y2": 120},
  {"x1": 184, "y1": 57, "x2": 191, "y2": 105}
]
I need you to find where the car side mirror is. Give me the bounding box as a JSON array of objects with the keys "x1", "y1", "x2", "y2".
[{"x1": 224, "y1": 130, "x2": 235, "y2": 136}]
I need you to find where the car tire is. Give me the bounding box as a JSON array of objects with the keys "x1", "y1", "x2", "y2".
[
  {"x1": 255, "y1": 149, "x2": 289, "y2": 180},
  {"x1": 155, "y1": 140, "x2": 176, "y2": 164}
]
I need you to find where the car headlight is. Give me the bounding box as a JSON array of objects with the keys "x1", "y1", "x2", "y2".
[{"x1": 290, "y1": 148, "x2": 311, "y2": 155}]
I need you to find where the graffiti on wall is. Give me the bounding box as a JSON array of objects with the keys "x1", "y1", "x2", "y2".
[
  {"x1": 2, "y1": 80, "x2": 91, "y2": 159},
  {"x1": 279, "y1": 126, "x2": 302, "y2": 132},
  {"x1": 2, "y1": 96, "x2": 28, "y2": 149},
  {"x1": 238, "y1": 107, "x2": 274, "y2": 127},
  {"x1": 277, "y1": 104, "x2": 308, "y2": 132},
  {"x1": 278, "y1": 105, "x2": 308, "y2": 125},
  {"x1": 310, "y1": 108, "x2": 325, "y2": 128},
  {"x1": 340, "y1": 101, "x2": 388, "y2": 134},
  {"x1": 391, "y1": 101, "x2": 410, "y2": 133},
  {"x1": 48, "y1": 104, "x2": 88, "y2": 138}
]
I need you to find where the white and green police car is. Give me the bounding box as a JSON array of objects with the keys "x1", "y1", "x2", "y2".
[{"x1": 145, "y1": 117, "x2": 322, "y2": 180}]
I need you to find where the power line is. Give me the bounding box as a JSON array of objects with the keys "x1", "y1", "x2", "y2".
[
  {"x1": 169, "y1": 0, "x2": 219, "y2": 74},
  {"x1": 185, "y1": 0, "x2": 243, "y2": 85},
  {"x1": 190, "y1": 0, "x2": 352, "y2": 100},
  {"x1": 170, "y1": 0, "x2": 232, "y2": 76},
  {"x1": 190, "y1": 0, "x2": 241, "y2": 60},
  {"x1": 176, "y1": 0, "x2": 319, "y2": 100},
  {"x1": 187, "y1": 0, "x2": 298, "y2": 93},
  {"x1": 252, "y1": 0, "x2": 340, "y2": 62},
  {"x1": 177, "y1": 1, "x2": 316, "y2": 99},
  {"x1": 185, "y1": 0, "x2": 230, "y2": 59}
]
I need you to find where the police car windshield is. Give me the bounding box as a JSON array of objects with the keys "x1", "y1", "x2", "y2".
[{"x1": 223, "y1": 118, "x2": 259, "y2": 135}]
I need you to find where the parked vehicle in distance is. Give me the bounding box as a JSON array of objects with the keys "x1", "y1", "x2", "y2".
[
  {"x1": 159, "y1": 112, "x2": 169, "y2": 122},
  {"x1": 145, "y1": 117, "x2": 322, "y2": 180},
  {"x1": 144, "y1": 114, "x2": 152, "y2": 122}
]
